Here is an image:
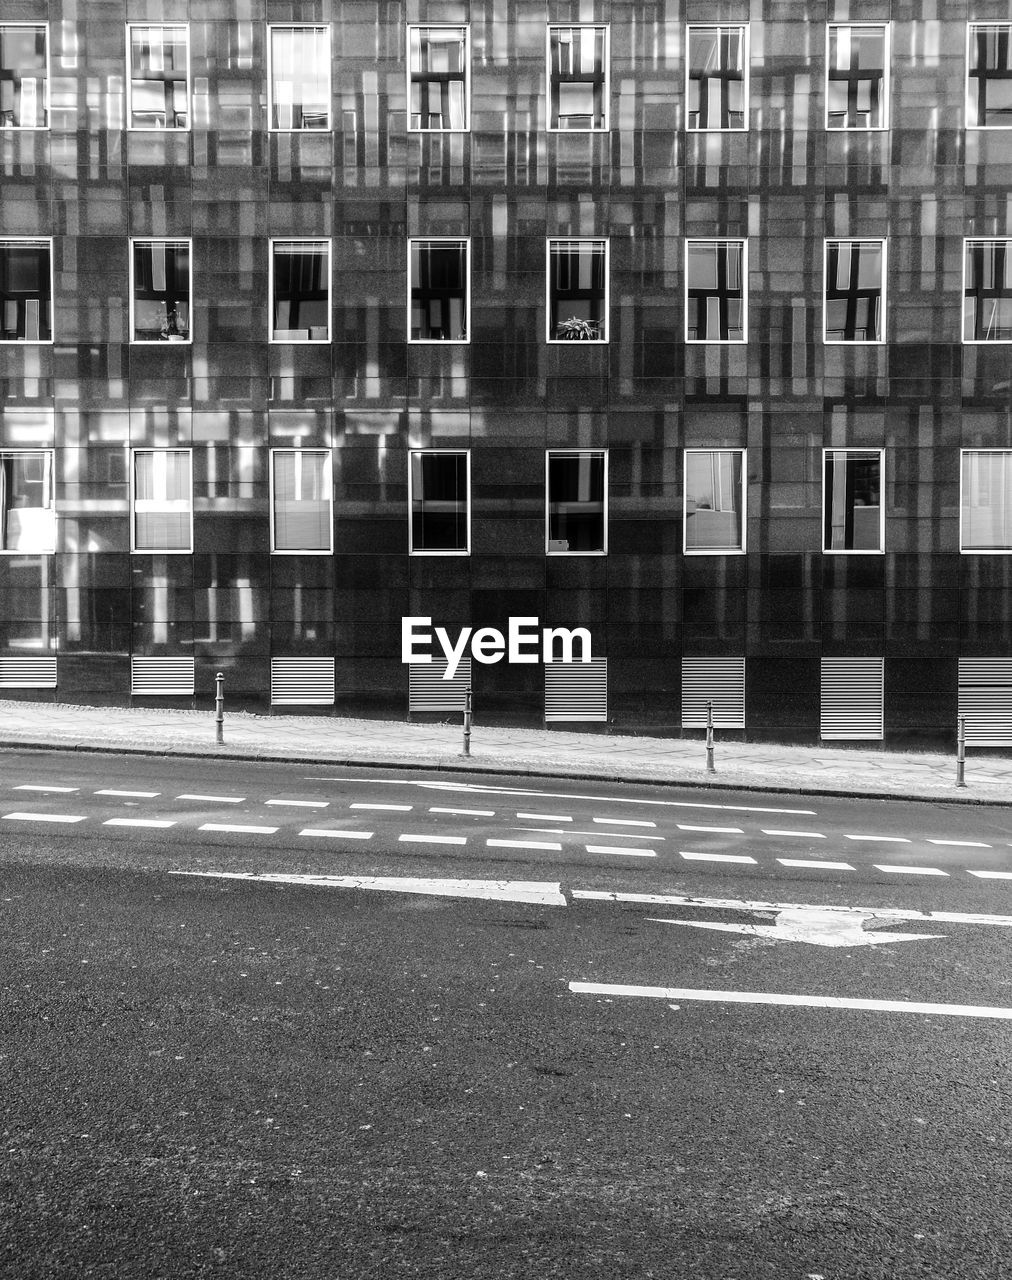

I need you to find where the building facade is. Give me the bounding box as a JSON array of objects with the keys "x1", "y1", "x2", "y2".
[{"x1": 2, "y1": 2, "x2": 1012, "y2": 745}]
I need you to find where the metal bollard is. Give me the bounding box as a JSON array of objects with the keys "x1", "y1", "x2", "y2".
[
  {"x1": 215, "y1": 671, "x2": 224, "y2": 745},
  {"x1": 462, "y1": 686, "x2": 472, "y2": 757},
  {"x1": 956, "y1": 714, "x2": 966, "y2": 788},
  {"x1": 705, "y1": 698, "x2": 716, "y2": 774}
]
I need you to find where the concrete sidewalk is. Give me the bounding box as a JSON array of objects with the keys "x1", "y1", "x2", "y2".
[{"x1": 1, "y1": 697, "x2": 1009, "y2": 805}]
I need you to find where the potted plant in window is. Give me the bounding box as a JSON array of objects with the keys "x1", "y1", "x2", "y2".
[
  {"x1": 556, "y1": 316, "x2": 600, "y2": 341},
  {"x1": 160, "y1": 308, "x2": 188, "y2": 342}
]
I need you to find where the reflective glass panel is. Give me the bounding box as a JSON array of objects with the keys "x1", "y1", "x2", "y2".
[
  {"x1": 272, "y1": 450, "x2": 332, "y2": 552},
  {"x1": 962, "y1": 452, "x2": 1012, "y2": 551},
  {"x1": 827, "y1": 25, "x2": 888, "y2": 130},
  {"x1": 132, "y1": 241, "x2": 191, "y2": 342},
  {"x1": 133, "y1": 450, "x2": 192, "y2": 552},
  {"x1": 128, "y1": 25, "x2": 189, "y2": 129},
  {"x1": 825, "y1": 241, "x2": 884, "y2": 342},
  {"x1": 0, "y1": 451, "x2": 55, "y2": 552},
  {"x1": 968, "y1": 23, "x2": 1012, "y2": 127},
  {"x1": 409, "y1": 240, "x2": 468, "y2": 342},
  {"x1": 547, "y1": 452, "x2": 606, "y2": 553},
  {"x1": 0, "y1": 240, "x2": 51, "y2": 342},
  {"x1": 964, "y1": 240, "x2": 1012, "y2": 341},
  {"x1": 548, "y1": 241, "x2": 608, "y2": 342},
  {"x1": 549, "y1": 26, "x2": 608, "y2": 131},
  {"x1": 410, "y1": 452, "x2": 469, "y2": 553},
  {"x1": 271, "y1": 242, "x2": 330, "y2": 342},
  {"x1": 270, "y1": 26, "x2": 330, "y2": 130},
  {"x1": 687, "y1": 26, "x2": 746, "y2": 130},
  {"x1": 409, "y1": 26, "x2": 468, "y2": 131},
  {"x1": 686, "y1": 241, "x2": 745, "y2": 342},
  {"x1": 823, "y1": 451, "x2": 882, "y2": 552},
  {"x1": 0, "y1": 25, "x2": 47, "y2": 127},
  {"x1": 685, "y1": 450, "x2": 744, "y2": 553}
]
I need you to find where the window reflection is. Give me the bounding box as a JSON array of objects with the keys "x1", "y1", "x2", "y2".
[
  {"x1": 409, "y1": 26, "x2": 468, "y2": 131},
  {"x1": 827, "y1": 24, "x2": 889, "y2": 130},
  {"x1": 963, "y1": 239, "x2": 1012, "y2": 342},
  {"x1": 409, "y1": 239, "x2": 469, "y2": 342},
  {"x1": 131, "y1": 240, "x2": 191, "y2": 343},
  {"x1": 128, "y1": 25, "x2": 189, "y2": 130},
  {"x1": 684, "y1": 449, "x2": 746, "y2": 554},
  {"x1": 824, "y1": 240, "x2": 885, "y2": 343},
  {"x1": 270, "y1": 241, "x2": 331, "y2": 343},
  {"x1": 269, "y1": 26, "x2": 330, "y2": 130},
  {"x1": 0, "y1": 239, "x2": 52, "y2": 343},
  {"x1": 967, "y1": 22, "x2": 1012, "y2": 128},
  {"x1": 410, "y1": 451, "x2": 469, "y2": 554},
  {"x1": 547, "y1": 240, "x2": 608, "y2": 343},
  {"x1": 686, "y1": 240, "x2": 745, "y2": 342},
  {"x1": 687, "y1": 25, "x2": 747, "y2": 131},
  {"x1": 548, "y1": 26, "x2": 608, "y2": 131},
  {"x1": 0, "y1": 24, "x2": 47, "y2": 127}
]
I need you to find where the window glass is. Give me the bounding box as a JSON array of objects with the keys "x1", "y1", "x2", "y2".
[
  {"x1": 132, "y1": 241, "x2": 191, "y2": 342},
  {"x1": 0, "y1": 451, "x2": 55, "y2": 553},
  {"x1": 409, "y1": 26, "x2": 468, "y2": 131},
  {"x1": 133, "y1": 450, "x2": 192, "y2": 553},
  {"x1": 827, "y1": 24, "x2": 888, "y2": 129},
  {"x1": 409, "y1": 239, "x2": 469, "y2": 342},
  {"x1": 687, "y1": 25, "x2": 747, "y2": 130},
  {"x1": 548, "y1": 240, "x2": 608, "y2": 342},
  {"x1": 0, "y1": 24, "x2": 47, "y2": 127},
  {"x1": 684, "y1": 450, "x2": 745, "y2": 553},
  {"x1": 961, "y1": 451, "x2": 1012, "y2": 552},
  {"x1": 271, "y1": 241, "x2": 330, "y2": 342},
  {"x1": 963, "y1": 240, "x2": 1012, "y2": 341},
  {"x1": 685, "y1": 240, "x2": 745, "y2": 342},
  {"x1": 410, "y1": 452, "x2": 469, "y2": 554},
  {"x1": 272, "y1": 450, "x2": 332, "y2": 553},
  {"x1": 128, "y1": 25, "x2": 189, "y2": 130},
  {"x1": 824, "y1": 450, "x2": 882, "y2": 552},
  {"x1": 968, "y1": 23, "x2": 1012, "y2": 128},
  {"x1": 0, "y1": 240, "x2": 52, "y2": 342},
  {"x1": 269, "y1": 26, "x2": 330, "y2": 130},
  {"x1": 825, "y1": 240, "x2": 884, "y2": 342},
  {"x1": 548, "y1": 26, "x2": 608, "y2": 131},
  {"x1": 547, "y1": 453, "x2": 606, "y2": 553}
]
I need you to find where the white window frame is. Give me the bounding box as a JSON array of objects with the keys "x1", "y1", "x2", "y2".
[
  {"x1": 0, "y1": 235, "x2": 54, "y2": 345},
  {"x1": 683, "y1": 238, "x2": 748, "y2": 346},
  {"x1": 406, "y1": 24, "x2": 471, "y2": 133},
  {"x1": 685, "y1": 23, "x2": 750, "y2": 133},
  {"x1": 408, "y1": 449, "x2": 471, "y2": 557},
  {"x1": 0, "y1": 448, "x2": 56, "y2": 554},
  {"x1": 821, "y1": 448, "x2": 885, "y2": 556},
  {"x1": 959, "y1": 449, "x2": 1012, "y2": 555},
  {"x1": 130, "y1": 448, "x2": 193, "y2": 555},
  {"x1": 407, "y1": 237, "x2": 471, "y2": 345},
  {"x1": 962, "y1": 237, "x2": 1012, "y2": 345},
  {"x1": 545, "y1": 449, "x2": 608, "y2": 557},
  {"x1": 546, "y1": 24, "x2": 610, "y2": 134},
  {"x1": 822, "y1": 238, "x2": 887, "y2": 346},
  {"x1": 545, "y1": 238, "x2": 610, "y2": 345},
  {"x1": 966, "y1": 21, "x2": 1012, "y2": 131},
  {"x1": 125, "y1": 23, "x2": 191, "y2": 133},
  {"x1": 269, "y1": 238, "x2": 332, "y2": 344},
  {"x1": 825, "y1": 23, "x2": 891, "y2": 132},
  {"x1": 269, "y1": 448, "x2": 333, "y2": 556},
  {"x1": 0, "y1": 21, "x2": 50, "y2": 130},
  {"x1": 267, "y1": 24, "x2": 332, "y2": 132},
  {"x1": 683, "y1": 448, "x2": 747, "y2": 556},
  {"x1": 128, "y1": 237, "x2": 193, "y2": 346}
]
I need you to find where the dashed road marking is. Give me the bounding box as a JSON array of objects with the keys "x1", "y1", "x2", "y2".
[
  {"x1": 762, "y1": 829, "x2": 826, "y2": 839},
  {"x1": 199, "y1": 823, "x2": 279, "y2": 835},
  {"x1": 178, "y1": 793, "x2": 245, "y2": 804},
  {"x1": 968, "y1": 870, "x2": 1012, "y2": 880},
  {"x1": 3, "y1": 811, "x2": 87, "y2": 824},
  {"x1": 845, "y1": 834, "x2": 911, "y2": 843},
  {"x1": 593, "y1": 817, "x2": 657, "y2": 828},
  {"x1": 300, "y1": 829, "x2": 373, "y2": 840},
  {"x1": 927, "y1": 839, "x2": 991, "y2": 848},
  {"x1": 875, "y1": 864, "x2": 949, "y2": 876},
  {"x1": 517, "y1": 812, "x2": 573, "y2": 822},
  {"x1": 103, "y1": 818, "x2": 176, "y2": 829},
  {"x1": 13, "y1": 785, "x2": 79, "y2": 793},
  {"x1": 777, "y1": 859, "x2": 854, "y2": 871},
  {"x1": 430, "y1": 807, "x2": 495, "y2": 817},
  {"x1": 95, "y1": 789, "x2": 161, "y2": 798},
  {"x1": 265, "y1": 799, "x2": 329, "y2": 809},
  {"x1": 677, "y1": 824, "x2": 743, "y2": 834},
  {"x1": 585, "y1": 845, "x2": 657, "y2": 858},
  {"x1": 399, "y1": 834, "x2": 467, "y2": 846},
  {"x1": 351, "y1": 803, "x2": 413, "y2": 812},
  {"x1": 680, "y1": 850, "x2": 757, "y2": 865},
  {"x1": 488, "y1": 839, "x2": 562, "y2": 851}
]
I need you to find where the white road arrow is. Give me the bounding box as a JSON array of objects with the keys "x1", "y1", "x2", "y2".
[{"x1": 649, "y1": 907, "x2": 945, "y2": 948}]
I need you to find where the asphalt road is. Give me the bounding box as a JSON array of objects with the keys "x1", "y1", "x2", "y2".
[{"x1": 2, "y1": 750, "x2": 1012, "y2": 1278}]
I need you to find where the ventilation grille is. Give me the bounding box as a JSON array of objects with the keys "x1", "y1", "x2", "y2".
[
  {"x1": 0, "y1": 656, "x2": 57, "y2": 689},
  {"x1": 681, "y1": 657, "x2": 745, "y2": 728},
  {"x1": 131, "y1": 656, "x2": 195, "y2": 696},
  {"x1": 958, "y1": 658, "x2": 1012, "y2": 745},
  {"x1": 271, "y1": 657, "x2": 336, "y2": 706},
  {"x1": 409, "y1": 657, "x2": 473, "y2": 712},
  {"x1": 820, "y1": 657, "x2": 884, "y2": 740},
  {"x1": 545, "y1": 658, "x2": 608, "y2": 723}
]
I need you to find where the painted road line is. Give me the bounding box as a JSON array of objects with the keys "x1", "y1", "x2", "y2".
[
  {"x1": 405, "y1": 781, "x2": 815, "y2": 817},
  {"x1": 927, "y1": 839, "x2": 991, "y2": 848},
  {"x1": 103, "y1": 818, "x2": 176, "y2": 829},
  {"x1": 95, "y1": 789, "x2": 160, "y2": 798},
  {"x1": 174, "y1": 870, "x2": 566, "y2": 906},
  {"x1": 677, "y1": 824, "x2": 744, "y2": 834},
  {"x1": 566, "y1": 830, "x2": 666, "y2": 841},
  {"x1": 517, "y1": 812, "x2": 573, "y2": 822},
  {"x1": 968, "y1": 870, "x2": 1012, "y2": 880},
  {"x1": 845, "y1": 834, "x2": 911, "y2": 843},
  {"x1": 300, "y1": 829, "x2": 373, "y2": 840},
  {"x1": 350, "y1": 803, "x2": 413, "y2": 812},
  {"x1": 777, "y1": 859, "x2": 855, "y2": 870},
  {"x1": 399, "y1": 834, "x2": 467, "y2": 846},
  {"x1": 593, "y1": 817, "x2": 657, "y2": 828},
  {"x1": 762, "y1": 829, "x2": 826, "y2": 839},
  {"x1": 488, "y1": 839, "x2": 563, "y2": 851},
  {"x1": 568, "y1": 982, "x2": 1012, "y2": 1021},
  {"x1": 680, "y1": 850, "x2": 757, "y2": 865},
  {"x1": 3, "y1": 812, "x2": 87, "y2": 824},
  {"x1": 429, "y1": 807, "x2": 496, "y2": 817},
  {"x1": 13, "y1": 785, "x2": 79, "y2": 793},
  {"x1": 265, "y1": 799, "x2": 329, "y2": 809},
  {"x1": 875, "y1": 865, "x2": 949, "y2": 876},
  {"x1": 585, "y1": 845, "x2": 657, "y2": 858},
  {"x1": 177, "y1": 793, "x2": 245, "y2": 804},
  {"x1": 198, "y1": 823, "x2": 279, "y2": 835}
]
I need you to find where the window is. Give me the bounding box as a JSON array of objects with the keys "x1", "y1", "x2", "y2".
[
  {"x1": 961, "y1": 450, "x2": 1012, "y2": 553},
  {"x1": 824, "y1": 239, "x2": 885, "y2": 343},
  {"x1": 548, "y1": 25, "x2": 609, "y2": 131},
  {"x1": 132, "y1": 450, "x2": 192, "y2": 554},
  {"x1": 547, "y1": 451, "x2": 607, "y2": 555},
  {"x1": 0, "y1": 451, "x2": 55, "y2": 553},
  {"x1": 823, "y1": 449, "x2": 883, "y2": 554},
  {"x1": 967, "y1": 22, "x2": 1012, "y2": 128},
  {"x1": 270, "y1": 240, "x2": 330, "y2": 342},
  {"x1": 963, "y1": 239, "x2": 1012, "y2": 343},
  {"x1": 0, "y1": 23, "x2": 47, "y2": 127},
  {"x1": 0, "y1": 238, "x2": 52, "y2": 343},
  {"x1": 409, "y1": 451, "x2": 469, "y2": 555},
  {"x1": 127, "y1": 25, "x2": 189, "y2": 130},
  {"x1": 408, "y1": 238, "x2": 469, "y2": 343},
  {"x1": 270, "y1": 450, "x2": 333, "y2": 554},
  {"x1": 687, "y1": 25, "x2": 748, "y2": 131},
  {"x1": 684, "y1": 449, "x2": 745, "y2": 554},
  {"x1": 268, "y1": 25, "x2": 330, "y2": 130},
  {"x1": 130, "y1": 240, "x2": 191, "y2": 343},
  {"x1": 547, "y1": 239, "x2": 608, "y2": 343},
  {"x1": 408, "y1": 25, "x2": 469, "y2": 131},
  {"x1": 826, "y1": 24, "x2": 889, "y2": 130},
  {"x1": 685, "y1": 239, "x2": 746, "y2": 343}
]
